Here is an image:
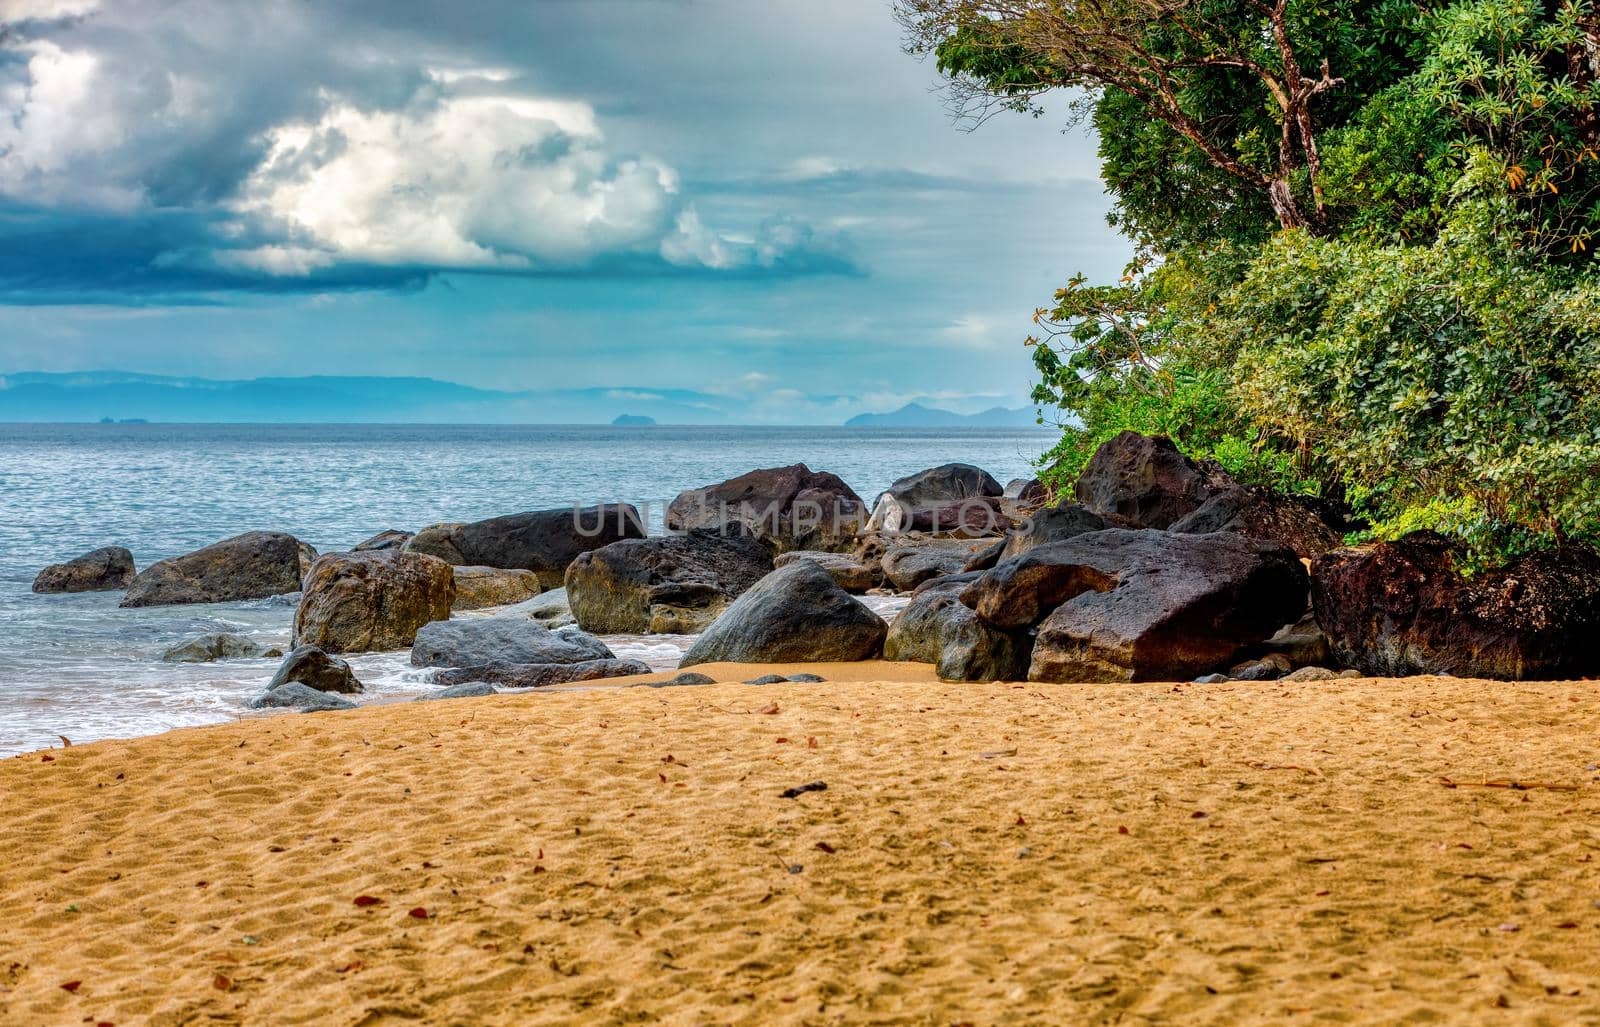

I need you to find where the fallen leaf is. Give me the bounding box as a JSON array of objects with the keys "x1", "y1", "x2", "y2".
[
  {"x1": 352, "y1": 895, "x2": 382, "y2": 907},
  {"x1": 40, "y1": 754, "x2": 54, "y2": 763},
  {"x1": 212, "y1": 974, "x2": 233, "y2": 992},
  {"x1": 757, "y1": 702, "x2": 780, "y2": 715},
  {"x1": 58, "y1": 735, "x2": 72, "y2": 748},
  {"x1": 815, "y1": 841, "x2": 836, "y2": 854},
  {"x1": 59, "y1": 980, "x2": 81, "y2": 992},
  {"x1": 336, "y1": 961, "x2": 364, "y2": 974},
  {"x1": 1117, "y1": 826, "x2": 1129, "y2": 835},
  {"x1": 1015, "y1": 814, "x2": 1027, "y2": 826},
  {"x1": 408, "y1": 907, "x2": 429, "y2": 919},
  {"x1": 807, "y1": 737, "x2": 818, "y2": 749}
]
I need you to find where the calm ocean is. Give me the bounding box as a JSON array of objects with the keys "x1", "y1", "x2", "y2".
[{"x1": 0, "y1": 423, "x2": 1051, "y2": 755}]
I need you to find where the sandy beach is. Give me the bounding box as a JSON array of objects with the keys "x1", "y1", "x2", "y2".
[{"x1": 3, "y1": 667, "x2": 1598, "y2": 1025}]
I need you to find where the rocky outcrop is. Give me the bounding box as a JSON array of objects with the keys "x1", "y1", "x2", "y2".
[
  {"x1": 434, "y1": 657, "x2": 651, "y2": 689},
  {"x1": 246, "y1": 682, "x2": 357, "y2": 712},
  {"x1": 451, "y1": 566, "x2": 542, "y2": 611},
  {"x1": 680, "y1": 561, "x2": 887, "y2": 666},
  {"x1": 565, "y1": 530, "x2": 773, "y2": 634},
  {"x1": 121, "y1": 532, "x2": 312, "y2": 608},
  {"x1": 900, "y1": 496, "x2": 1014, "y2": 537},
  {"x1": 404, "y1": 506, "x2": 645, "y2": 588},
  {"x1": 667, "y1": 465, "x2": 866, "y2": 553},
  {"x1": 353, "y1": 529, "x2": 412, "y2": 552},
  {"x1": 866, "y1": 463, "x2": 1003, "y2": 533},
  {"x1": 881, "y1": 538, "x2": 992, "y2": 591},
  {"x1": 974, "y1": 500, "x2": 1109, "y2": 570},
  {"x1": 1170, "y1": 486, "x2": 1342, "y2": 559},
  {"x1": 1005, "y1": 478, "x2": 1047, "y2": 504},
  {"x1": 963, "y1": 529, "x2": 1308, "y2": 682},
  {"x1": 402, "y1": 523, "x2": 466, "y2": 564},
  {"x1": 33, "y1": 546, "x2": 136, "y2": 593},
  {"x1": 1311, "y1": 533, "x2": 1600, "y2": 679},
  {"x1": 162, "y1": 632, "x2": 282, "y2": 663},
  {"x1": 410, "y1": 616, "x2": 613, "y2": 669},
  {"x1": 1073, "y1": 432, "x2": 1220, "y2": 528},
  {"x1": 266, "y1": 645, "x2": 363, "y2": 694},
  {"x1": 293, "y1": 550, "x2": 455, "y2": 654},
  {"x1": 772, "y1": 550, "x2": 881, "y2": 593},
  {"x1": 884, "y1": 573, "x2": 1032, "y2": 682}
]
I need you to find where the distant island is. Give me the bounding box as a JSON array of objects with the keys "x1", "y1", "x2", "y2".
[
  {"x1": 844, "y1": 402, "x2": 1041, "y2": 428},
  {"x1": 611, "y1": 414, "x2": 657, "y2": 426}
]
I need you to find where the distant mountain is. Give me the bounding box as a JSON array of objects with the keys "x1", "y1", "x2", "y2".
[
  {"x1": 611, "y1": 414, "x2": 657, "y2": 426},
  {"x1": 844, "y1": 402, "x2": 1041, "y2": 428}
]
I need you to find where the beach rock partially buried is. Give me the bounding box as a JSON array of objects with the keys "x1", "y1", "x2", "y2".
[
  {"x1": 451, "y1": 566, "x2": 542, "y2": 611},
  {"x1": 1311, "y1": 532, "x2": 1600, "y2": 679},
  {"x1": 433, "y1": 657, "x2": 650, "y2": 688},
  {"x1": 963, "y1": 529, "x2": 1307, "y2": 683},
  {"x1": 162, "y1": 632, "x2": 281, "y2": 663},
  {"x1": 121, "y1": 532, "x2": 311, "y2": 608},
  {"x1": 404, "y1": 506, "x2": 645, "y2": 588},
  {"x1": 1072, "y1": 432, "x2": 1220, "y2": 529},
  {"x1": 410, "y1": 616, "x2": 613, "y2": 669},
  {"x1": 772, "y1": 550, "x2": 880, "y2": 593},
  {"x1": 32, "y1": 546, "x2": 136, "y2": 593},
  {"x1": 680, "y1": 560, "x2": 887, "y2": 666},
  {"x1": 565, "y1": 529, "x2": 773, "y2": 634},
  {"x1": 294, "y1": 549, "x2": 455, "y2": 654},
  {"x1": 247, "y1": 682, "x2": 357, "y2": 712},
  {"x1": 866, "y1": 463, "x2": 1003, "y2": 532},
  {"x1": 881, "y1": 538, "x2": 991, "y2": 592},
  {"x1": 884, "y1": 573, "x2": 1032, "y2": 682},
  {"x1": 667, "y1": 464, "x2": 866, "y2": 553},
  {"x1": 266, "y1": 645, "x2": 363, "y2": 694},
  {"x1": 419, "y1": 682, "x2": 497, "y2": 701}
]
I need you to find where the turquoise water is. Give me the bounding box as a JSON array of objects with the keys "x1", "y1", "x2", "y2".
[{"x1": 0, "y1": 423, "x2": 1051, "y2": 755}]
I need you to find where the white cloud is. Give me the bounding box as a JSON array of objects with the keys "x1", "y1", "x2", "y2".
[{"x1": 0, "y1": 0, "x2": 100, "y2": 20}]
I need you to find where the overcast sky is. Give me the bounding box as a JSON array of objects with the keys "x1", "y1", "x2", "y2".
[{"x1": 0, "y1": 0, "x2": 1129, "y2": 421}]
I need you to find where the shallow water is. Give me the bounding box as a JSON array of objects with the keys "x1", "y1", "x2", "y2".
[{"x1": 0, "y1": 423, "x2": 1042, "y2": 755}]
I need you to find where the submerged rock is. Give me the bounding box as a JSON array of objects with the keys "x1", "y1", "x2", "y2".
[
  {"x1": 294, "y1": 549, "x2": 455, "y2": 654},
  {"x1": 122, "y1": 532, "x2": 311, "y2": 608},
  {"x1": 162, "y1": 632, "x2": 281, "y2": 663},
  {"x1": 681, "y1": 560, "x2": 887, "y2": 666},
  {"x1": 667, "y1": 464, "x2": 866, "y2": 553},
  {"x1": 565, "y1": 529, "x2": 773, "y2": 634},
  {"x1": 410, "y1": 616, "x2": 613, "y2": 669},
  {"x1": 404, "y1": 506, "x2": 646, "y2": 588},
  {"x1": 433, "y1": 657, "x2": 649, "y2": 688},
  {"x1": 33, "y1": 546, "x2": 136, "y2": 594},
  {"x1": 266, "y1": 645, "x2": 362, "y2": 694},
  {"x1": 884, "y1": 572, "x2": 1032, "y2": 682},
  {"x1": 451, "y1": 566, "x2": 542, "y2": 611}
]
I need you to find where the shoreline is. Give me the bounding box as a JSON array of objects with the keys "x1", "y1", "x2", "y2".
[{"x1": 4, "y1": 671, "x2": 1598, "y2": 1023}]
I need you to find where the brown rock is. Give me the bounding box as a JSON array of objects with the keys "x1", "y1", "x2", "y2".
[{"x1": 294, "y1": 550, "x2": 455, "y2": 653}]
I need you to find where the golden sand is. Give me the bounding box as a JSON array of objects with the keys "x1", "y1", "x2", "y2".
[{"x1": 3, "y1": 665, "x2": 1599, "y2": 1025}]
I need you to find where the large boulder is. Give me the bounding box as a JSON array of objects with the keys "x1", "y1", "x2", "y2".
[
  {"x1": 884, "y1": 573, "x2": 1032, "y2": 682},
  {"x1": 666, "y1": 465, "x2": 866, "y2": 553},
  {"x1": 1311, "y1": 533, "x2": 1600, "y2": 679},
  {"x1": 162, "y1": 632, "x2": 281, "y2": 663},
  {"x1": 403, "y1": 506, "x2": 645, "y2": 588},
  {"x1": 565, "y1": 529, "x2": 774, "y2": 634},
  {"x1": 434, "y1": 657, "x2": 651, "y2": 688},
  {"x1": 410, "y1": 616, "x2": 613, "y2": 669},
  {"x1": 968, "y1": 500, "x2": 1109, "y2": 571},
  {"x1": 33, "y1": 546, "x2": 136, "y2": 593},
  {"x1": 772, "y1": 550, "x2": 881, "y2": 593},
  {"x1": 881, "y1": 538, "x2": 992, "y2": 591},
  {"x1": 1073, "y1": 432, "x2": 1220, "y2": 529},
  {"x1": 1171, "y1": 486, "x2": 1343, "y2": 559},
  {"x1": 293, "y1": 549, "x2": 455, "y2": 654},
  {"x1": 121, "y1": 532, "x2": 312, "y2": 608},
  {"x1": 680, "y1": 561, "x2": 888, "y2": 666},
  {"x1": 866, "y1": 463, "x2": 1004, "y2": 533},
  {"x1": 900, "y1": 496, "x2": 1014, "y2": 537},
  {"x1": 963, "y1": 529, "x2": 1308, "y2": 682},
  {"x1": 266, "y1": 645, "x2": 363, "y2": 694},
  {"x1": 451, "y1": 566, "x2": 542, "y2": 611}
]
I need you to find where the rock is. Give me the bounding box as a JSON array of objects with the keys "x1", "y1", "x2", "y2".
[
  {"x1": 772, "y1": 550, "x2": 880, "y2": 592},
  {"x1": 404, "y1": 506, "x2": 645, "y2": 588},
  {"x1": 900, "y1": 496, "x2": 1014, "y2": 537},
  {"x1": 1073, "y1": 432, "x2": 1220, "y2": 529},
  {"x1": 745, "y1": 674, "x2": 787, "y2": 684},
  {"x1": 294, "y1": 550, "x2": 455, "y2": 654},
  {"x1": 1311, "y1": 532, "x2": 1600, "y2": 679},
  {"x1": 884, "y1": 572, "x2": 1032, "y2": 682},
  {"x1": 410, "y1": 616, "x2": 613, "y2": 669},
  {"x1": 247, "y1": 682, "x2": 357, "y2": 712},
  {"x1": 295, "y1": 541, "x2": 318, "y2": 581},
  {"x1": 419, "y1": 682, "x2": 497, "y2": 701},
  {"x1": 881, "y1": 538, "x2": 991, "y2": 591},
  {"x1": 33, "y1": 546, "x2": 136, "y2": 593},
  {"x1": 1337, "y1": 669, "x2": 1363, "y2": 679},
  {"x1": 1227, "y1": 653, "x2": 1293, "y2": 681},
  {"x1": 1282, "y1": 666, "x2": 1339, "y2": 682},
  {"x1": 565, "y1": 530, "x2": 774, "y2": 634},
  {"x1": 451, "y1": 566, "x2": 542, "y2": 611},
  {"x1": 353, "y1": 529, "x2": 412, "y2": 552},
  {"x1": 866, "y1": 463, "x2": 1003, "y2": 532},
  {"x1": 667, "y1": 464, "x2": 866, "y2": 553},
  {"x1": 962, "y1": 501, "x2": 1109, "y2": 574},
  {"x1": 162, "y1": 632, "x2": 280, "y2": 663},
  {"x1": 121, "y1": 532, "x2": 311, "y2": 608},
  {"x1": 666, "y1": 672, "x2": 717, "y2": 686},
  {"x1": 1005, "y1": 478, "x2": 1047, "y2": 504},
  {"x1": 680, "y1": 561, "x2": 887, "y2": 666},
  {"x1": 434, "y1": 657, "x2": 650, "y2": 688},
  {"x1": 963, "y1": 529, "x2": 1308, "y2": 683},
  {"x1": 1170, "y1": 485, "x2": 1343, "y2": 559},
  {"x1": 266, "y1": 645, "x2": 362, "y2": 694},
  {"x1": 1192, "y1": 673, "x2": 1231, "y2": 684},
  {"x1": 787, "y1": 673, "x2": 825, "y2": 682},
  {"x1": 518, "y1": 588, "x2": 576, "y2": 629},
  {"x1": 1260, "y1": 614, "x2": 1330, "y2": 668}
]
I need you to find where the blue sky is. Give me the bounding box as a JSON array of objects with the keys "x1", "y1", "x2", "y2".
[{"x1": 0, "y1": 0, "x2": 1130, "y2": 422}]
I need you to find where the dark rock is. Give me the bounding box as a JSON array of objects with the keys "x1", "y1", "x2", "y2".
[
  {"x1": 867, "y1": 463, "x2": 1003, "y2": 532},
  {"x1": 419, "y1": 682, "x2": 497, "y2": 701},
  {"x1": 745, "y1": 674, "x2": 787, "y2": 684},
  {"x1": 1260, "y1": 614, "x2": 1331, "y2": 668},
  {"x1": 433, "y1": 657, "x2": 650, "y2": 688},
  {"x1": 884, "y1": 572, "x2": 1032, "y2": 682},
  {"x1": 1282, "y1": 666, "x2": 1339, "y2": 682},
  {"x1": 354, "y1": 529, "x2": 412, "y2": 552},
  {"x1": 772, "y1": 551, "x2": 880, "y2": 592},
  {"x1": 963, "y1": 529, "x2": 1308, "y2": 682},
  {"x1": 266, "y1": 645, "x2": 362, "y2": 694},
  {"x1": 787, "y1": 673, "x2": 825, "y2": 683},
  {"x1": 121, "y1": 532, "x2": 310, "y2": 608},
  {"x1": 680, "y1": 561, "x2": 887, "y2": 666},
  {"x1": 901, "y1": 496, "x2": 1014, "y2": 537},
  {"x1": 518, "y1": 588, "x2": 576, "y2": 629},
  {"x1": 294, "y1": 550, "x2": 455, "y2": 654},
  {"x1": 410, "y1": 616, "x2": 613, "y2": 669},
  {"x1": 881, "y1": 538, "x2": 991, "y2": 591},
  {"x1": 246, "y1": 682, "x2": 357, "y2": 712},
  {"x1": 1073, "y1": 432, "x2": 1220, "y2": 529},
  {"x1": 1005, "y1": 478, "x2": 1047, "y2": 504},
  {"x1": 1171, "y1": 485, "x2": 1343, "y2": 559},
  {"x1": 33, "y1": 546, "x2": 136, "y2": 593},
  {"x1": 566, "y1": 529, "x2": 773, "y2": 633},
  {"x1": 1000, "y1": 501, "x2": 1110, "y2": 561},
  {"x1": 666, "y1": 672, "x2": 717, "y2": 686},
  {"x1": 162, "y1": 632, "x2": 280, "y2": 663},
  {"x1": 451, "y1": 566, "x2": 542, "y2": 611},
  {"x1": 403, "y1": 506, "x2": 645, "y2": 588},
  {"x1": 1192, "y1": 673, "x2": 1231, "y2": 684},
  {"x1": 667, "y1": 465, "x2": 866, "y2": 553},
  {"x1": 1227, "y1": 653, "x2": 1293, "y2": 681},
  {"x1": 779, "y1": 781, "x2": 827, "y2": 799},
  {"x1": 1311, "y1": 532, "x2": 1600, "y2": 679}
]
